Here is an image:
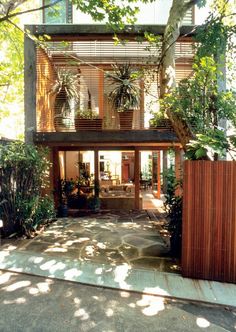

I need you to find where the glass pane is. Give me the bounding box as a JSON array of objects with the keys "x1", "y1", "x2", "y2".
[{"x1": 44, "y1": 0, "x2": 67, "y2": 24}]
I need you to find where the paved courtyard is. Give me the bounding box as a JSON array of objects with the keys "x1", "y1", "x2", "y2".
[{"x1": 11, "y1": 210, "x2": 180, "y2": 274}]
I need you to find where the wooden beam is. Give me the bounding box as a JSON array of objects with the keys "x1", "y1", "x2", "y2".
[
  {"x1": 134, "y1": 148, "x2": 140, "y2": 209},
  {"x1": 27, "y1": 24, "x2": 197, "y2": 39},
  {"x1": 34, "y1": 130, "x2": 179, "y2": 144}
]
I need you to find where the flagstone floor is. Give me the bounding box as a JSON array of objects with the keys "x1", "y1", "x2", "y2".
[{"x1": 12, "y1": 210, "x2": 180, "y2": 274}]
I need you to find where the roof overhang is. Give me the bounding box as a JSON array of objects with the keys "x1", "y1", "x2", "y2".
[{"x1": 25, "y1": 24, "x2": 198, "y2": 41}]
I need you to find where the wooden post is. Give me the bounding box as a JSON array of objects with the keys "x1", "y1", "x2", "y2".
[
  {"x1": 134, "y1": 148, "x2": 140, "y2": 209},
  {"x1": 175, "y1": 148, "x2": 182, "y2": 196},
  {"x1": 53, "y1": 147, "x2": 60, "y2": 207},
  {"x1": 162, "y1": 150, "x2": 168, "y2": 194},
  {"x1": 94, "y1": 149, "x2": 99, "y2": 196},
  {"x1": 175, "y1": 148, "x2": 181, "y2": 181},
  {"x1": 139, "y1": 79, "x2": 144, "y2": 129},
  {"x1": 157, "y1": 151, "x2": 161, "y2": 199},
  {"x1": 152, "y1": 152, "x2": 155, "y2": 191}
]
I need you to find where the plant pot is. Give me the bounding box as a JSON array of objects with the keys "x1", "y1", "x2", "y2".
[
  {"x1": 57, "y1": 204, "x2": 68, "y2": 217},
  {"x1": 87, "y1": 196, "x2": 100, "y2": 212},
  {"x1": 54, "y1": 115, "x2": 72, "y2": 132},
  {"x1": 74, "y1": 118, "x2": 103, "y2": 131},
  {"x1": 119, "y1": 110, "x2": 134, "y2": 130}
]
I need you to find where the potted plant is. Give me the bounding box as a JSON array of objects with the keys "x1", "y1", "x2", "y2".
[
  {"x1": 74, "y1": 108, "x2": 102, "y2": 131},
  {"x1": 107, "y1": 63, "x2": 141, "y2": 130},
  {"x1": 50, "y1": 69, "x2": 79, "y2": 132}
]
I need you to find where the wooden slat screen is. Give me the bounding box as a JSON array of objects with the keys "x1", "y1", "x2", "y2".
[
  {"x1": 182, "y1": 160, "x2": 236, "y2": 283},
  {"x1": 36, "y1": 37, "x2": 195, "y2": 132},
  {"x1": 36, "y1": 48, "x2": 56, "y2": 132}
]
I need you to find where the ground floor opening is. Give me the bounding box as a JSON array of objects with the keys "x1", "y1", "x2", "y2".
[{"x1": 54, "y1": 147, "x2": 182, "y2": 211}]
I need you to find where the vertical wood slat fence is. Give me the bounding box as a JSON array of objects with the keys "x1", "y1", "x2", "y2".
[{"x1": 182, "y1": 161, "x2": 236, "y2": 283}]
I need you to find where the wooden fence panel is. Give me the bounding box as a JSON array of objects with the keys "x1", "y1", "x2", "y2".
[{"x1": 182, "y1": 161, "x2": 236, "y2": 283}]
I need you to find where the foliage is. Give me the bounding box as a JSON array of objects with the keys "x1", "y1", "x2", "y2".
[
  {"x1": 75, "y1": 109, "x2": 99, "y2": 119},
  {"x1": 0, "y1": 142, "x2": 54, "y2": 237},
  {"x1": 107, "y1": 63, "x2": 141, "y2": 112},
  {"x1": 72, "y1": 0, "x2": 151, "y2": 30},
  {"x1": 155, "y1": 53, "x2": 236, "y2": 159},
  {"x1": 50, "y1": 68, "x2": 79, "y2": 100},
  {"x1": 163, "y1": 167, "x2": 182, "y2": 257}
]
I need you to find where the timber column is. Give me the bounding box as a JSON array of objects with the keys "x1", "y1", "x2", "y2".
[
  {"x1": 24, "y1": 33, "x2": 37, "y2": 143},
  {"x1": 94, "y1": 149, "x2": 99, "y2": 196},
  {"x1": 134, "y1": 148, "x2": 140, "y2": 209}
]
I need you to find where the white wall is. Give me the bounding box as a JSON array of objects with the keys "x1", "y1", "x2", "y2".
[{"x1": 73, "y1": 0, "x2": 173, "y2": 25}]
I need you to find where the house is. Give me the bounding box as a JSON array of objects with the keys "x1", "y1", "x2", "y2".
[{"x1": 24, "y1": 2, "x2": 197, "y2": 210}]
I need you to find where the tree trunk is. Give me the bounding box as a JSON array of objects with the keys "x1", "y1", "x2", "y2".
[{"x1": 160, "y1": 0, "x2": 201, "y2": 151}]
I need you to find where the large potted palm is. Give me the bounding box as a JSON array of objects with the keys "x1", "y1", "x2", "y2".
[
  {"x1": 50, "y1": 69, "x2": 79, "y2": 132},
  {"x1": 107, "y1": 63, "x2": 140, "y2": 130}
]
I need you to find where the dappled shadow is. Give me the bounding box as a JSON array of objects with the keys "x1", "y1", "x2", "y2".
[
  {"x1": 5, "y1": 214, "x2": 179, "y2": 274},
  {"x1": 0, "y1": 271, "x2": 235, "y2": 332}
]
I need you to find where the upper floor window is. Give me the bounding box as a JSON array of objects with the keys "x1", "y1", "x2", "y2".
[{"x1": 43, "y1": 0, "x2": 72, "y2": 24}]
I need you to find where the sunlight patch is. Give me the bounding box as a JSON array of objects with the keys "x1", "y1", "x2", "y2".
[
  {"x1": 45, "y1": 247, "x2": 68, "y2": 253},
  {"x1": 32, "y1": 257, "x2": 44, "y2": 264},
  {"x1": 143, "y1": 287, "x2": 170, "y2": 296},
  {"x1": 64, "y1": 268, "x2": 82, "y2": 279},
  {"x1": 4, "y1": 280, "x2": 31, "y2": 292},
  {"x1": 78, "y1": 237, "x2": 90, "y2": 243},
  {"x1": 74, "y1": 308, "x2": 89, "y2": 320},
  {"x1": 97, "y1": 242, "x2": 106, "y2": 249},
  {"x1": 95, "y1": 268, "x2": 103, "y2": 275},
  {"x1": 29, "y1": 287, "x2": 39, "y2": 295},
  {"x1": 196, "y1": 317, "x2": 210, "y2": 328},
  {"x1": 114, "y1": 264, "x2": 131, "y2": 290},
  {"x1": 40, "y1": 260, "x2": 57, "y2": 270},
  {"x1": 120, "y1": 291, "x2": 130, "y2": 298},
  {"x1": 3, "y1": 297, "x2": 26, "y2": 304},
  {"x1": 137, "y1": 295, "x2": 165, "y2": 316},
  {"x1": 0, "y1": 272, "x2": 15, "y2": 285},
  {"x1": 0, "y1": 251, "x2": 10, "y2": 262},
  {"x1": 105, "y1": 308, "x2": 114, "y2": 317},
  {"x1": 74, "y1": 297, "x2": 81, "y2": 305},
  {"x1": 37, "y1": 282, "x2": 51, "y2": 293}
]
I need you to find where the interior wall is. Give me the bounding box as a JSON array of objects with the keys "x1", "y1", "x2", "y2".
[{"x1": 65, "y1": 151, "x2": 79, "y2": 179}]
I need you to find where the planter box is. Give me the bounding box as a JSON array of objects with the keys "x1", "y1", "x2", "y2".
[
  {"x1": 119, "y1": 110, "x2": 134, "y2": 130},
  {"x1": 74, "y1": 118, "x2": 103, "y2": 131}
]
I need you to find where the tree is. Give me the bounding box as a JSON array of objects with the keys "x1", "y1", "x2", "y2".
[
  {"x1": 155, "y1": 0, "x2": 236, "y2": 159},
  {"x1": 159, "y1": 0, "x2": 203, "y2": 151},
  {"x1": 0, "y1": 0, "x2": 63, "y2": 137}
]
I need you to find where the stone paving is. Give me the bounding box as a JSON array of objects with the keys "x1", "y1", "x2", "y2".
[{"x1": 14, "y1": 210, "x2": 180, "y2": 274}]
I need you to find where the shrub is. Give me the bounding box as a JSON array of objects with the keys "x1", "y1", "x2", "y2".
[
  {"x1": 0, "y1": 142, "x2": 54, "y2": 237},
  {"x1": 163, "y1": 167, "x2": 183, "y2": 258}
]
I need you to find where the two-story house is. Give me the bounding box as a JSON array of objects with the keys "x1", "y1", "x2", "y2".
[{"x1": 24, "y1": 1, "x2": 196, "y2": 210}]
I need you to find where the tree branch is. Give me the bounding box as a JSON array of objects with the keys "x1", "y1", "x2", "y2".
[{"x1": 0, "y1": 0, "x2": 62, "y2": 23}]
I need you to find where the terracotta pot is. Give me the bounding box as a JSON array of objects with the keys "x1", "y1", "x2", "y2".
[
  {"x1": 119, "y1": 110, "x2": 134, "y2": 130},
  {"x1": 74, "y1": 118, "x2": 103, "y2": 131}
]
